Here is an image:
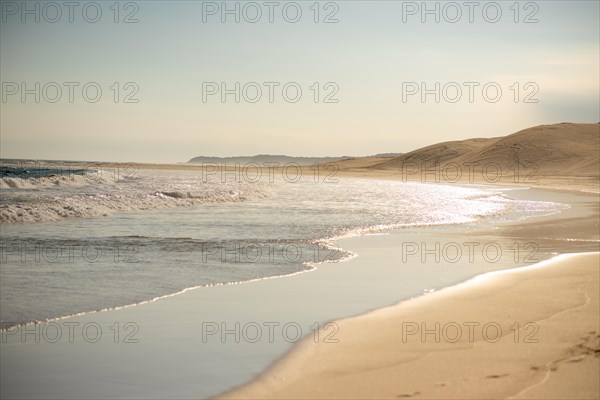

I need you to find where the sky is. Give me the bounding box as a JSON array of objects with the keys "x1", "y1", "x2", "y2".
[{"x1": 1, "y1": 0, "x2": 599, "y2": 163}]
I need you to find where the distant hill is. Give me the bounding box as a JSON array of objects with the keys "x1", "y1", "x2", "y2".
[
  {"x1": 370, "y1": 153, "x2": 404, "y2": 158},
  {"x1": 188, "y1": 154, "x2": 351, "y2": 165},
  {"x1": 371, "y1": 123, "x2": 600, "y2": 178}
]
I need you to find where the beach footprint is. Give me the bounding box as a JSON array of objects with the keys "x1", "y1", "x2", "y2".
[
  {"x1": 486, "y1": 373, "x2": 509, "y2": 379},
  {"x1": 396, "y1": 391, "x2": 421, "y2": 398}
]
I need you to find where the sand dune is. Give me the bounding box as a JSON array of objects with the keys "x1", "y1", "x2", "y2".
[
  {"x1": 373, "y1": 136, "x2": 499, "y2": 168},
  {"x1": 373, "y1": 123, "x2": 599, "y2": 177},
  {"x1": 459, "y1": 123, "x2": 599, "y2": 176},
  {"x1": 321, "y1": 123, "x2": 599, "y2": 190}
]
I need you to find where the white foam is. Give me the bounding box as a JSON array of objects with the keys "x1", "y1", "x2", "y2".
[{"x1": 0, "y1": 170, "x2": 267, "y2": 223}]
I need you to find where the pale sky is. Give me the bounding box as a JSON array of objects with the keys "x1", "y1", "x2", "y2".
[{"x1": 1, "y1": 0, "x2": 599, "y2": 163}]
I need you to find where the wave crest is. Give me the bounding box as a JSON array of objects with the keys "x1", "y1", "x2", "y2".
[{"x1": 1, "y1": 174, "x2": 267, "y2": 223}]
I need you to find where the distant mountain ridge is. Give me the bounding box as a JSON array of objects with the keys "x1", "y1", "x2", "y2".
[
  {"x1": 188, "y1": 154, "x2": 349, "y2": 165},
  {"x1": 187, "y1": 153, "x2": 402, "y2": 165}
]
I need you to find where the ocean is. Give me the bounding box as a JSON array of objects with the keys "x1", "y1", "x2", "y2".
[{"x1": 0, "y1": 160, "x2": 567, "y2": 329}]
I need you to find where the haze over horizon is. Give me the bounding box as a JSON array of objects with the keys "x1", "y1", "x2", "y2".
[
  {"x1": 1, "y1": 3, "x2": 600, "y2": 398},
  {"x1": 1, "y1": 1, "x2": 599, "y2": 163}
]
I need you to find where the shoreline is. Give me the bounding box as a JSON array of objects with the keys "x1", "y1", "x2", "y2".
[
  {"x1": 0, "y1": 181, "x2": 586, "y2": 330},
  {"x1": 221, "y1": 252, "x2": 599, "y2": 399},
  {"x1": 1, "y1": 182, "x2": 598, "y2": 399},
  {"x1": 219, "y1": 185, "x2": 600, "y2": 399}
]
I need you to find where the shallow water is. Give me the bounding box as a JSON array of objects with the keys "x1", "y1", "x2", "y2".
[{"x1": 0, "y1": 165, "x2": 567, "y2": 327}]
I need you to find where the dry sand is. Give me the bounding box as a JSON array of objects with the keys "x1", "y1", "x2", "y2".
[{"x1": 222, "y1": 253, "x2": 599, "y2": 400}]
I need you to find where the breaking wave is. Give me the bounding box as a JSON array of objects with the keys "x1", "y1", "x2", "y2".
[{"x1": 0, "y1": 164, "x2": 267, "y2": 223}]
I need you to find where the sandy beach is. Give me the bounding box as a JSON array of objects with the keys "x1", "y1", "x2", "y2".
[
  {"x1": 218, "y1": 175, "x2": 600, "y2": 399},
  {"x1": 222, "y1": 253, "x2": 599, "y2": 399}
]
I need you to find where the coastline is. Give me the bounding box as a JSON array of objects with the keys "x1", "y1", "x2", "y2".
[
  {"x1": 222, "y1": 252, "x2": 599, "y2": 399},
  {"x1": 1, "y1": 182, "x2": 598, "y2": 399},
  {"x1": 2, "y1": 0, "x2": 597, "y2": 395},
  {"x1": 219, "y1": 185, "x2": 600, "y2": 399},
  {"x1": 7, "y1": 160, "x2": 598, "y2": 194}
]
